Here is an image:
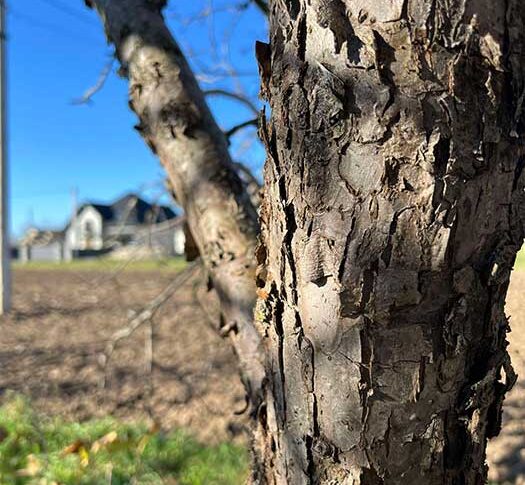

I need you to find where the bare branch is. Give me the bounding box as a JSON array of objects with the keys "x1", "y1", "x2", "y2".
[
  {"x1": 144, "y1": 319, "x2": 154, "y2": 394},
  {"x1": 72, "y1": 58, "x2": 114, "y2": 105},
  {"x1": 204, "y1": 88, "x2": 259, "y2": 116},
  {"x1": 233, "y1": 161, "x2": 261, "y2": 208},
  {"x1": 225, "y1": 118, "x2": 258, "y2": 139},
  {"x1": 99, "y1": 262, "x2": 199, "y2": 388},
  {"x1": 191, "y1": 266, "x2": 221, "y2": 333},
  {"x1": 252, "y1": 0, "x2": 269, "y2": 16}
]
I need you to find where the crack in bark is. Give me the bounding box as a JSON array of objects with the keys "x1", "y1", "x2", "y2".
[{"x1": 258, "y1": 1, "x2": 525, "y2": 482}]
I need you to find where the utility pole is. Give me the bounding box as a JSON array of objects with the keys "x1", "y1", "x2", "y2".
[{"x1": 0, "y1": 0, "x2": 10, "y2": 314}]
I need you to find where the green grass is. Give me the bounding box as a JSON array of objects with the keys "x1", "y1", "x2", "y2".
[
  {"x1": 13, "y1": 257, "x2": 188, "y2": 273},
  {"x1": 0, "y1": 394, "x2": 248, "y2": 485}
]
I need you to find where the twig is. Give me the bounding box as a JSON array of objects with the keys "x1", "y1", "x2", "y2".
[
  {"x1": 72, "y1": 58, "x2": 114, "y2": 105},
  {"x1": 225, "y1": 118, "x2": 258, "y2": 138},
  {"x1": 99, "y1": 262, "x2": 199, "y2": 388},
  {"x1": 144, "y1": 319, "x2": 154, "y2": 394},
  {"x1": 144, "y1": 318, "x2": 156, "y2": 421},
  {"x1": 204, "y1": 89, "x2": 259, "y2": 116},
  {"x1": 252, "y1": 0, "x2": 269, "y2": 16}
]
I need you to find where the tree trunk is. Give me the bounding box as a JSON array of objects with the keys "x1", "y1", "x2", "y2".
[
  {"x1": 255, "y1": 1, "x2": 525, "y2": 483},
  {"x1": 86, "y1": 0, "x2": 265, "y2": 408}
]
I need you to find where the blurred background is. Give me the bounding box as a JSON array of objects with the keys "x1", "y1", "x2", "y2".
[{"x1": 10, "y1": 0, "x2": 266, "y2": 236}]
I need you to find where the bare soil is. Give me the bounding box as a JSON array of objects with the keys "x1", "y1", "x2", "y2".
[
  {"x1": 0, "y1": 267, "x2": 524, "y2": 481},
  {"x1": 0, "y1": 267, "x2": 247, "y2": 444},
  {"x1": 488, "y1": 271, "x2": 525, "y2": 484}
]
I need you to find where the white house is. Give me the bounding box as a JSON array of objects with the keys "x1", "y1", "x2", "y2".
[{"x1": 20, "y1": 193, "x2": 186, "y2": 262}]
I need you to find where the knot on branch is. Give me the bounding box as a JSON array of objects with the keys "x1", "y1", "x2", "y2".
[{"x1": 160, "y1": 102, "x2": 202, "y2": 139}]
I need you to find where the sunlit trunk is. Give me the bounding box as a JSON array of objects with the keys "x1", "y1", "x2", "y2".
[{"x1": 254, "y1": 1, "x2": 525, "y2": 482}]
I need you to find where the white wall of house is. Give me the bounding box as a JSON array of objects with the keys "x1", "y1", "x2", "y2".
[
  {"x1": 131, "y1": 220, "x2": 185, "y2": 257},
  {"x1": 21, "y1": 242, "x2": 64, "y2": 262},
  {"x1": 32, "y1": 242, "x2": 64, "y2": 262},
  {"x1": 66, "y1": 206, "x2": 104, "y2": 251},
  {"x1": 174, "y1": 227, "x2": 186, "y2": 256},
  {"x1": 20, "y1": 245, "x2": 30, "y2": 263}
]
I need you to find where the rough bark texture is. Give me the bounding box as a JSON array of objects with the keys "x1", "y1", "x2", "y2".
[
  {"x1": 86, "y1": 0, "x2": 265, "y2": 408},
  {"x1": 255, "y1": 1, "x2": 525, "y2": 483}
]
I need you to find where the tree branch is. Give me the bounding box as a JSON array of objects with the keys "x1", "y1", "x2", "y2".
[
  {"x1": 72, "y1": 58, "x2": 114, "y2": 105},
  {"x1": 87, "y1": 0, "x2": 266, "y2": 411},
  {"x1": 233, "y1": 161, "x2": 261, "y2": 190},
  {"x1": 251, "y1": 0, "x2": 268, "y2": 16},
  {"x1": 225, "y1": 118, "x2": 258, "y2": 138},
  {"x1": 99, "y1": 262, "x2": 199, "y2": 388},
  {"x1": 204, "y1": 88, "x2": 259, "y2": 116}
]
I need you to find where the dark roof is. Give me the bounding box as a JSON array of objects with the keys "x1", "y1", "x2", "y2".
[
  {"x1": 89, "y1": 204, "x2": 114, "y2": 220},
  {"x1": 78, "y1": 193, "x2": 177, "y2": 225}
]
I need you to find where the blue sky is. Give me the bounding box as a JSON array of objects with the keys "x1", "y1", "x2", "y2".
[{"x1": 8, "y1": 0, "x2": 266, "y2": 237}]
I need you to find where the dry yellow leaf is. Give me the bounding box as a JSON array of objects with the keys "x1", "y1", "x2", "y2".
[
  {"x1": 61, "y1": 440, "x2": 85, "y2": 455},
  {"x1": 79, "y1": 446, "x2": 89, "y2": 467},
  {"x1": 91, "y1": 431, "x2": 118, "y2": 453}
]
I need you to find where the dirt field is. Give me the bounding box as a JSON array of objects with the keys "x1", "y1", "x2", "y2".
[
  {"x1": 0, "y1": 265, "x2": 524, "y2": 482},
  {"x1": 0, "y1": 266, "x2": 247, "y2": 445},
  {"x1": 487, "y1": 271, "x2": 525, "y2": 484}
]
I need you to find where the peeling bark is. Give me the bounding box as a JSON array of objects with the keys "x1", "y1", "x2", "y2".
[
  {"x1": 86, "y1": 0, "x2": 265, "y2": 409},
  {"x1": 256, "y1": 0, "x2": 525, "y2": 483}
]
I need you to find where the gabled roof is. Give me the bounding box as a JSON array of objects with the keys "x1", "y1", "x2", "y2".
[
  {"x1": 88, "y1": 203, "x2": 114, "y2": 220},
  {"x1": 77, "y1": 193, "x2": 177, "y2": 225}
]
